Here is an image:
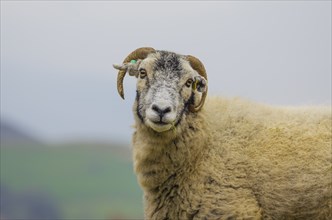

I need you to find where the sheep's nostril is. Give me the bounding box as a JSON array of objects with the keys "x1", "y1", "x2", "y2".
[
  {"x1": 164, "y1": 107, "x2": 171, "y2": 114},
  {"x1": 152, "y1": 105, "x2": 160, "y2": 113},
  {"x1": 152, "y1": 105, "x2": 172, "y2": 118}
]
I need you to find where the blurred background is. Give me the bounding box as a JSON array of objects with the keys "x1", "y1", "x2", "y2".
[{"x1": 1, "y1": 1, "x2": 331, "y2": 219}]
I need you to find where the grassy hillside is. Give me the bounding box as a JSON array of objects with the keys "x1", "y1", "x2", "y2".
[{"x1": 0, "y1": 144, "x2": 144, "y2": 219}]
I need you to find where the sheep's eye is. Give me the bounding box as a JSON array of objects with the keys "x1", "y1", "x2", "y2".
[
  {"x1": 185, "y1": 78, "x2": 194, "y2": 88},
  {"x1": 139, "y1": 68, "x2": 147, "y2": 79}
]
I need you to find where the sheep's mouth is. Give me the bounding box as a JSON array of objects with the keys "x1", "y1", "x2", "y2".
[
  {"x1": 146, "y1": 119, "x2": 173, "y2": 133},
  {"x1": 151, "y1": 120, "x2": 168, "y2": 125}
]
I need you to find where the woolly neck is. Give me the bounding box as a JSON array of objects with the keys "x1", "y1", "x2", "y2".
[{"x1": 132, "y1": 109, "x2": 209, "y2": 191}]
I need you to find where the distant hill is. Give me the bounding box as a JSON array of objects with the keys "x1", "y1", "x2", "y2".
[{"x1": 0, "y1": 119, "x2": 40, "y2": 146}]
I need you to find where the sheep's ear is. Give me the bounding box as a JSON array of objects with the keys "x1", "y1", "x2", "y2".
[
  {"x1": 187, "y1": 55, "x2": 208, "y2": 112},
  {"x1": 113, "y1": 60, "x2": 141, "y2": 78},
  {"x1": 193, "y1": 76, "x2": 207, "y2": 93}
]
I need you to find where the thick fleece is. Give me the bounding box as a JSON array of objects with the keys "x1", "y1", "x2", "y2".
[{"x1": 132, "y1": 97, "x2": 331, "y2": 220}]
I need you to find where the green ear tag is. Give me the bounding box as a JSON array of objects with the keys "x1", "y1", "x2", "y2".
[{"x1": 130, "y1": 60, "x2": 137, "y2": 64}]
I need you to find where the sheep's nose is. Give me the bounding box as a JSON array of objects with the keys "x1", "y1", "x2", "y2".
[{"x1": 152, "y1": 104, "x2": 171, "y2": 118}]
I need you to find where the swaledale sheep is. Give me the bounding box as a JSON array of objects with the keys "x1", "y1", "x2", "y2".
[{"x1": 113, "y1": 47, "x2": 331, "y2": 220}]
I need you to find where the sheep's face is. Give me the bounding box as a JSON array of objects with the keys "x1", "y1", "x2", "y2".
[{"x1": 133, "y1": 51, "x2": 207, "y2": 133}]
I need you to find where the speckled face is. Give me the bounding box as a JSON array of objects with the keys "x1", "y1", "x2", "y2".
[{"x1": 134, "y1": 51, "x2": 205, "y2": 133}]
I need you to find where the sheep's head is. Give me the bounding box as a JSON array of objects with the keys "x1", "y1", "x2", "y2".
[{"x1": 113, "y1": 47, "x2": 208, "y2": 133}]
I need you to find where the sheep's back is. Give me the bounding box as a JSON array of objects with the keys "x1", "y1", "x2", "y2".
[{"x1": 202, "y1": 97, "x2": 331, "y2": 219}]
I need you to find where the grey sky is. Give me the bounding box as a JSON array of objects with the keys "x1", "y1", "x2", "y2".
[{"x1": 1, "y1": 1, "x2": 331, "y2": 144}]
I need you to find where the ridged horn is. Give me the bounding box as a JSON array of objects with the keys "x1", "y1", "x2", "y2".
[
  {"x1": 117, "y1": 47, "x2": 156, "y2": 99},
  {"x1": 187, "y1": 55, "x2": 208, "y2": 112}
]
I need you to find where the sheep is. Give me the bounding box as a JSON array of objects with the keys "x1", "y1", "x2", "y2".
[{"x1": 113, "y1": 47, "x2": 332, "y2": 220}]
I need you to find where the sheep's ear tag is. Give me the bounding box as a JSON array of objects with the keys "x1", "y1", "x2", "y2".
[
  {"x1": 130, "y1": 60, "x2": 137, "y2": 64},
  {"x1": 192, "y1": 79, "x2": 199, "y2": 91}
]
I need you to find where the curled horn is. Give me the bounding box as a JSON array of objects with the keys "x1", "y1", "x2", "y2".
[
  {"x1": 117, "y1": 47, "x2": 156, "y2": 99},
  {"x1": 187, "y1": 55, "x2": 208, "y2": 112}
]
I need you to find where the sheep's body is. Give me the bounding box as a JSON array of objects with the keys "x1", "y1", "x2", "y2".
[
  {"x1": 133, "y1": 97, "x2": 331, "y2": 219},
  {"x1": 113, "y1": 48, "x2": 331, "y2": 219}
]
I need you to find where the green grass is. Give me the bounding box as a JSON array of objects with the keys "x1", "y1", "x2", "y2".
[{"x1": 0, "y1": 144, "x2": 144, "y2": 219}]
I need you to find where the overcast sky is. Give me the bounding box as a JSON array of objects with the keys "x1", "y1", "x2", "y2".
[{"x1": 1, "y1": 1, "x2": 331, "y2": 144}]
